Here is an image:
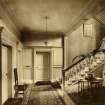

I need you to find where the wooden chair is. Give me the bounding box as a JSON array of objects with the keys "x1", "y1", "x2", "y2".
[{"x1": 14, "y1": 68, "x2": 27, "y2": 97}]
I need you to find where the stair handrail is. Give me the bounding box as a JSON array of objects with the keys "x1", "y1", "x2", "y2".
[
  {"x1": 62, "y1": 57, "x2": 85, "y2": 72},
  {"x1": 62, "y1": 49, "x2": 105, "y2": 88},
  {"x1": 63, "y1": 48, "x2": 105, "y2": 72}
]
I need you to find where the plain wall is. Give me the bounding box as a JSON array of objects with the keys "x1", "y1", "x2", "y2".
[
  {"x1": 65, "y1": 18, "x2": 105, "y2": 67},
  {"x1": 21, "y1": 36, "x2": 63, "y2": 82}
]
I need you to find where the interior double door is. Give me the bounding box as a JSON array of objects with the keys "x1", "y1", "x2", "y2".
[{"x1": 23, "y1": 49, "x2": 50, "y2": 83}]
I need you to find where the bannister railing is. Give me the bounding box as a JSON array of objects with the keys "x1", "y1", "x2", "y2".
[
  {"x1": 62, "y1": 57, "x2": 86, "y2": 87},
  {"x1": 62, "y1": 49, "x2": 105, "y2": 88}
]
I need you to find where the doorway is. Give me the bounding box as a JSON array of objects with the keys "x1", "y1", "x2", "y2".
[
  {"x1": 2, "y1": 45, "x2": 12, "y2": 104},
  {"x1": 23, "y1": 49, "x2": 51, "y2": 83},
  {"x1": 35, "y1": 52, "x2": 50, "y2": 82}
]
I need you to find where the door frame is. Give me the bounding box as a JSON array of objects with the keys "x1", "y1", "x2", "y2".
[
  {"x1": 2, "y1": 45, "x2": 12, "y2": 104},
  {"x1": 34, "y1": 48, "x2": 52, "y2": 83},
  {"x1": 0, "y1": 27, "x2": 3, "y2": 105}
]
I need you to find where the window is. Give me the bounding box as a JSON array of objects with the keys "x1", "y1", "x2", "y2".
[{"x1": 83, "y1": 24, "x2": 93, "y2": 37}]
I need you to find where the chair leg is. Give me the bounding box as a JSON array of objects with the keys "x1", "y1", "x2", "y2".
[{"x1": 14, "y1": 91, "x2": 17, "y2": 98}]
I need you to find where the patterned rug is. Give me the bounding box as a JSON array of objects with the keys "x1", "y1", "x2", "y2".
[{"x1": 22, "y1": 84, "x2": 66, "y2": 105}]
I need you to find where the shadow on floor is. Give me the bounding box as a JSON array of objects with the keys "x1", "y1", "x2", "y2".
[
  {"x1": 3, "y1": 98, "x2": 22, "y2": 105},
  {"x1": 68, "y1": 86, "x2": 105, "y2": 105}
]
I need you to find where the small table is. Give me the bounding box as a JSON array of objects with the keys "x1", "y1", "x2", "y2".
[
  {"x1": 78, "y1": 79, "x2": 88, "y2": 92},
  {"x1": 78, "y1": 77, "x2": 103, "y2": 92},
  {"x1": 90, "y1": 77, "x2": 103, "y2": 88}
]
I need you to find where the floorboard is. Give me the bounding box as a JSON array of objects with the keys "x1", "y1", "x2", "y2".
[
  {"x1": 3, "y1": 98, "x2": 22, "y2": 105},
  {"x1": 67, "y1": 86, "x2": 105, "y2": 105}
]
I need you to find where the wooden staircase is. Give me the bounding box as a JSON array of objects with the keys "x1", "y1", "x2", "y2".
[{"x1": 62, "y1": 49, "x2": 105, "y2": 89}]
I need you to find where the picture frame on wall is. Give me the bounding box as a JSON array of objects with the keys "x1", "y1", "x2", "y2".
[{"x1": 83, "y1": 23, "x2": 93, "y2": 38}]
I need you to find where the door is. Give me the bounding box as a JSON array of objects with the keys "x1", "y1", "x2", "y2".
[
  {"x1": 23, "y1": 49, "x2": 33, "y2": 83},
  {"x1": 35, "y1": 52, "x2": 50, "y2": 81},
  {"x1": 2, "y1": 46, "x2": 8, "y2": 104}
]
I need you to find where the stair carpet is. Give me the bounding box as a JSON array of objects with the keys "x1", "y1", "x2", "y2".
[{"x1": 64, "y1": 51, "x2": 105, "y2": 90}]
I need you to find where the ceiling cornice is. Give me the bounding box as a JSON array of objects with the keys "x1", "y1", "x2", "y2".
[
  {"x1": 21, "y1": 29, "x2": 65, "y2": 35},
  {"x1": 93, "y1": 16, "x2": 105, "y2": 29},
  {"x1": 93, "y1": 6, "x2": 105, "y2": 29},
  {"x1": 0, "y1": 2, "x2": 21, "y2": 40},
  {"x1": 21, "y1": 30, "x2": 64, "y2": 42}
]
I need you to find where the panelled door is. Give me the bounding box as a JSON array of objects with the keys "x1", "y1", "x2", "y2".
[
  {"x1": 2, "y1": 46, "x2": 8, "y2": 104},
  {"x1": 23, "y1": 49, "x2": 33, "y2": 83},
  {"x1": 35, "y1": 52, "x2": 50, "y2": 81},
  {"x1": 23, "y1": 49, "x2": 51, "y2": 83}
]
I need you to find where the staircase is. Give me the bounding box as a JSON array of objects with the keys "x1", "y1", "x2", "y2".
[{"x1": 62, "y1": 49, "x2": 105, "y2": 89}]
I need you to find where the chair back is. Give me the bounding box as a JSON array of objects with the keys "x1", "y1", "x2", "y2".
[{"x1": 14, "y1": 68, "x2": 18, "y2": 85}]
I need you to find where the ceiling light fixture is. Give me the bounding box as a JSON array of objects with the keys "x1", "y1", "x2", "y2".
[
  {"x1": 43, "y1": 16, "x2": 50, "y2": 46},
  {"x1": 44, "y1": 16, "x2": 50, "y2": 32}
]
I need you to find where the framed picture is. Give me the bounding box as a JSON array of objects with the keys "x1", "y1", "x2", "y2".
[{"x1": 83, "y1": 23, "x2": 93, "y2": 37}]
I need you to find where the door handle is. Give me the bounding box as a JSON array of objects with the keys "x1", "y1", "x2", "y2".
[
  {"x1": 5, "y1": 73, "x2": 8, "y2": 76},
  {"x1": 25, "y1": 66, "x2": 31, "y2": 67}
]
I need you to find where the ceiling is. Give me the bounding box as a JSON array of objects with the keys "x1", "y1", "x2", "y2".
[
  {"x1": 0, "y1": 0, "x2": 105, "y2": 37},
  {"x1": 96, "y1": 9, "x2": 105, "y2": 25}
]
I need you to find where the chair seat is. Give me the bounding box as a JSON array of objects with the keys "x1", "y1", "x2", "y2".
[
  {"x1": 14, "y1": 84, "x2": 27, "y2": 91},
  {"x1": 14, "y1": 68, "x2": 28, "y2": 97}
]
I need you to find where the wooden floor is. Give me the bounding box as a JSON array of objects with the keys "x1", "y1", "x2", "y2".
[
  {"x1": 5, "y1": 83, "x2": 105, "y2": 105},
  {"x1": 66, "y1": 85, "x2": 105, "y2": 105},
  {"x1": 3, "y1": 98, "x2": 22, "y2": 105}
]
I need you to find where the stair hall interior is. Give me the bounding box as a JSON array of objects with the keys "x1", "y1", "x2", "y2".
[{"x1": 1, "y1": 0, "x2": 105, "y2": 105}]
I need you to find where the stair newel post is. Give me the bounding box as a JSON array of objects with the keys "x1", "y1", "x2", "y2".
[{"x1": 62, "y1": 69, "x2": 65, "y2": 88}]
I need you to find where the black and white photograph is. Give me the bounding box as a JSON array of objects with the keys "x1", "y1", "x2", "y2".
[{"x1": 0, "y1": 0, "x2": 105, "y2": 105}]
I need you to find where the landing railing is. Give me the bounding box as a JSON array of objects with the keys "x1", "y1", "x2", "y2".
[{"x1": 62, "y1": 49, "x2": 105, "y2": 88}]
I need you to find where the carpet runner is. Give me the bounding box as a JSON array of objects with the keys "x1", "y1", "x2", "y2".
[{"x1": 21, "y1": 84, "x2": 66, "y2": 105}]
